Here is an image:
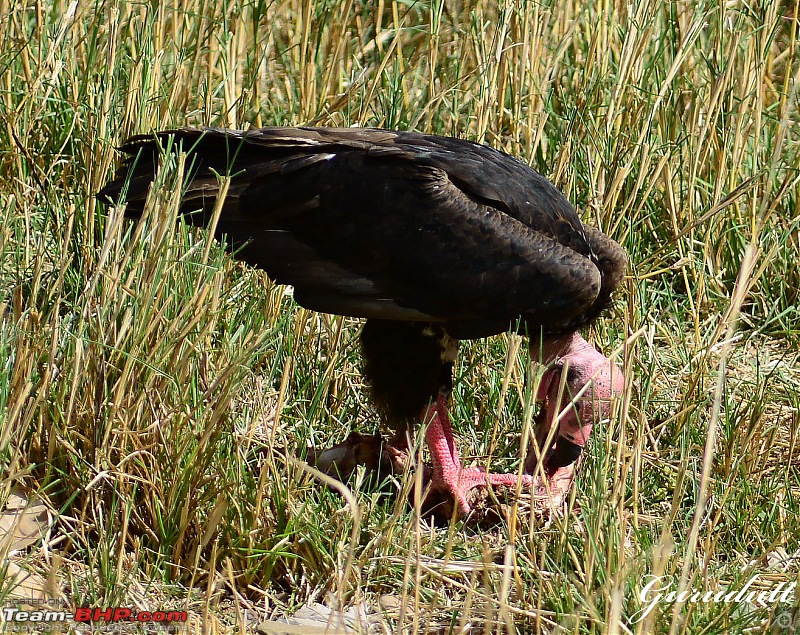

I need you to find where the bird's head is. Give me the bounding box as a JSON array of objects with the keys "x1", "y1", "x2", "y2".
[{"x1": 527, "y1": 332, "x2": 624, "y2": 473}]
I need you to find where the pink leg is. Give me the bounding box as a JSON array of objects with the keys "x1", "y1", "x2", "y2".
[{"x1": 423, "y1": 393, "x2": 534, "y2": 515}]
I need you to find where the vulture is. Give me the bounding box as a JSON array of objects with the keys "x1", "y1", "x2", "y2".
[{"x1": 98, "y1": 127, "x2": 626, "y2": 517}]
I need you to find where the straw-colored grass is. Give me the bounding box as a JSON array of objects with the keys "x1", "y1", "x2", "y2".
[{"x1": 1, "y1": 1, "x2": 799, "y2": 633}]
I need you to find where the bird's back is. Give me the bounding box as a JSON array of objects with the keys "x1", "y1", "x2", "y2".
[{"x1": 98, "y1": 127, "x2": 625, "y2": 338}]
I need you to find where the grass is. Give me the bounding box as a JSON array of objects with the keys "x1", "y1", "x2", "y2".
[{"x1": 1, "y1": 0, "x2": 799, "y2": 633}]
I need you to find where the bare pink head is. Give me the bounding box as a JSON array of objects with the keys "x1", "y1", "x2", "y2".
[{"x1": 528, "y1": 332, "x2": 624, "y2": 473}]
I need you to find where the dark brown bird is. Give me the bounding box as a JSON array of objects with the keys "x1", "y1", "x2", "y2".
[{"x1": 98, "y1": 127, "x2": 626, "y2": 516}]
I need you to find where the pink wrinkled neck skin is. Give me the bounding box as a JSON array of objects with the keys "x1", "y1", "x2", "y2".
[{"x1": 531, "y1": 332, "x2": 624, "y2": 449}]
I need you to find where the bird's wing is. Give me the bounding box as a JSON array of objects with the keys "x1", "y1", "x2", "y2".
[{"x1": 98, "y1": 127, "x2": 611, "y2": 334}]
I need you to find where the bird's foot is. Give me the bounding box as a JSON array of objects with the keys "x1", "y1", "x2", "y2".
[
  {"x1": 421, "y1": 394, "x2": 569, "y2": 519},
  {"x1": 311, "y1": 432, "x2": 575, "y2": 522},
  {"x1": 427, "y1": 466, "x2": 535, "y2": 516},
  {"x1": 312, "y1": 431, "x2": 389, "y2": 479}
]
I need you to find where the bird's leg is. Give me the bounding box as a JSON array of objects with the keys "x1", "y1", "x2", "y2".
[
  {"x1": 421, "y1": 392, "x2": 461, "y2": 474},
  {"x1": 424, "y1": 392, "x2": 534, "y2": 515},
  {"x1": 525, "y1": 332, "x2": 624, "y2": 504}
]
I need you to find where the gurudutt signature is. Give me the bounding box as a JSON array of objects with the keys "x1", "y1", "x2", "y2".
[{"x1": 632, "y1": 574, "x2": 797, "y2": 624}]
